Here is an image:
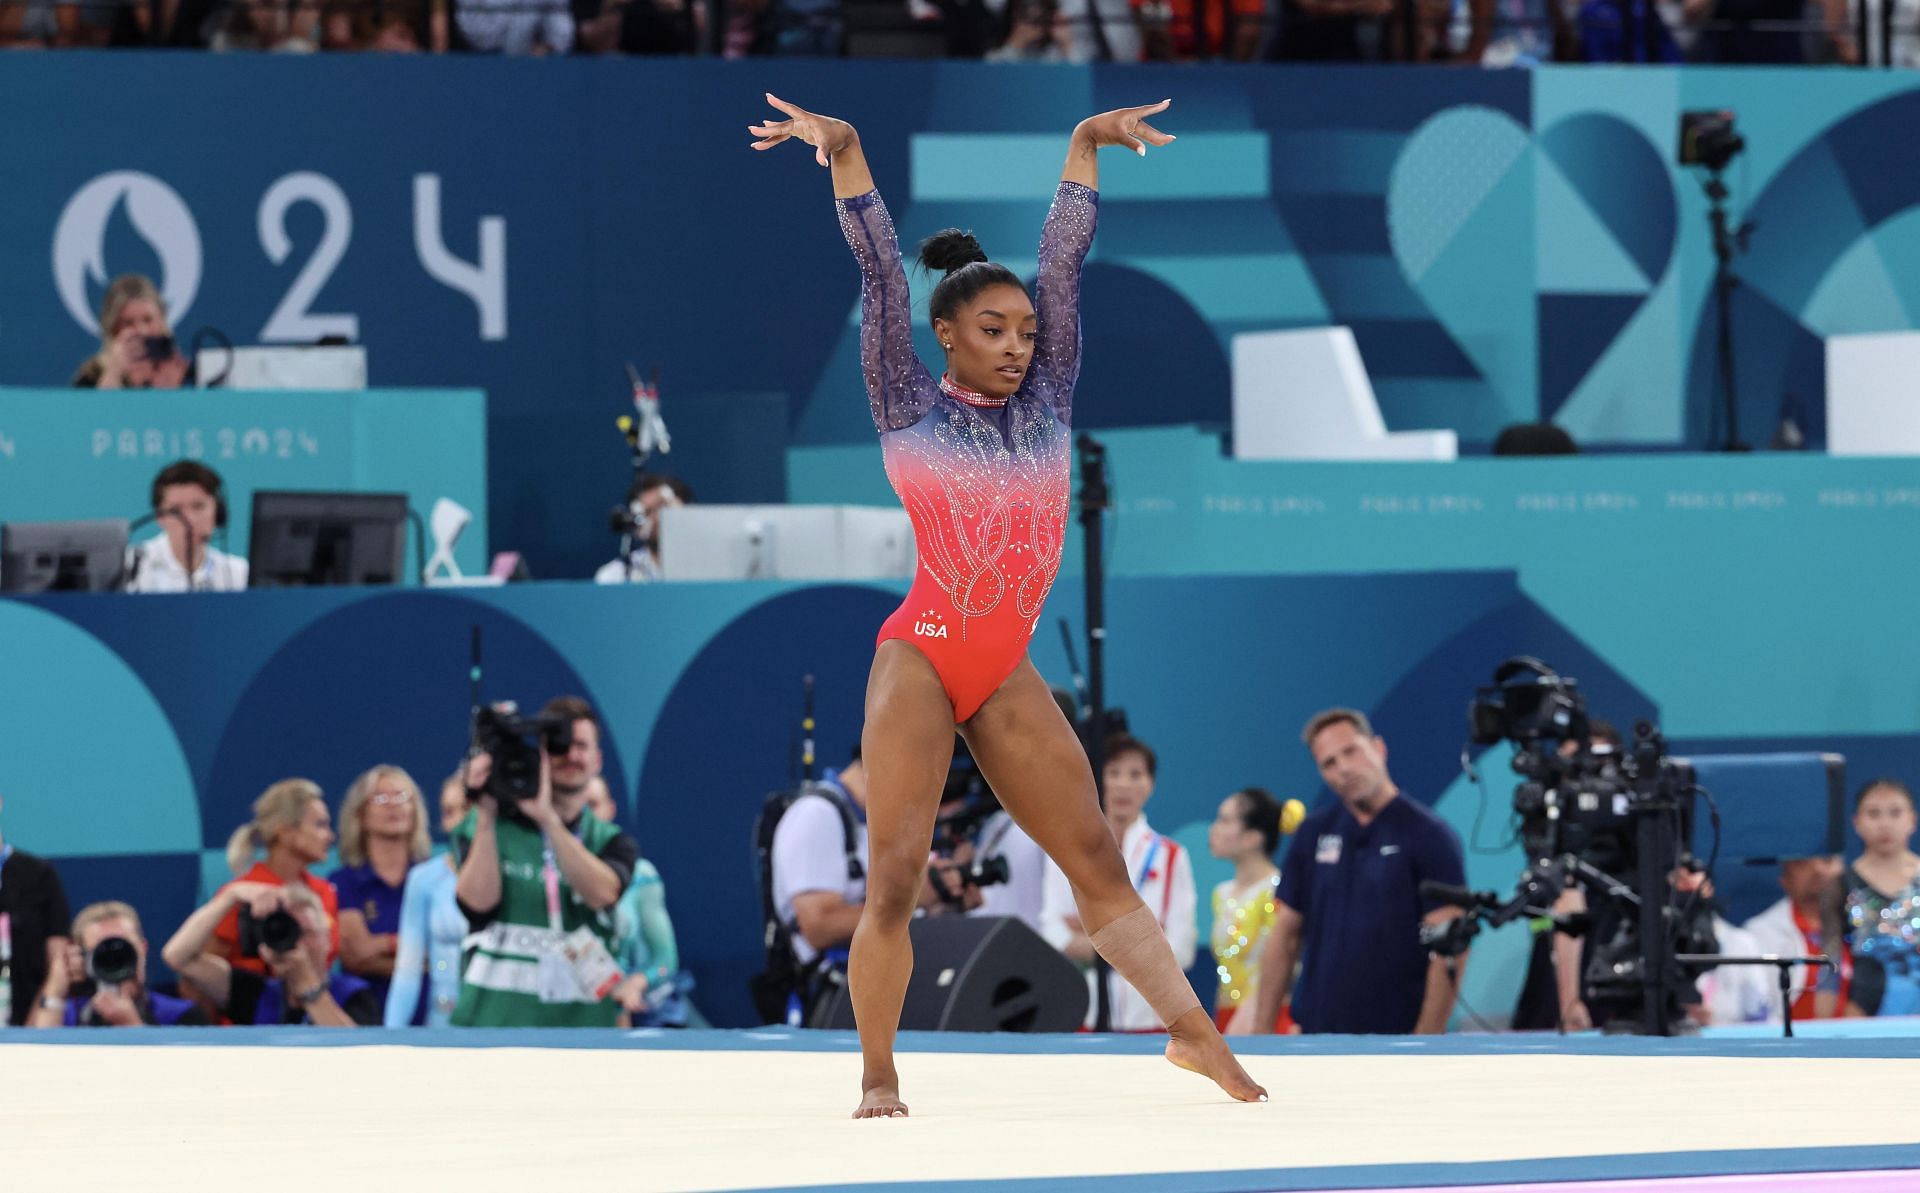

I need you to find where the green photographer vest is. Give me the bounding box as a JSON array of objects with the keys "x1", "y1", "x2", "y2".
[{"x1": 448, "y1": 809, "x2": 625, "y2": 1028}]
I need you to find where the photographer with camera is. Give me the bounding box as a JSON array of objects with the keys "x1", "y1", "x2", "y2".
[
  {"x1": 70, "y1": 275, "x2": 189, "y2": 391},
  {"x1": 452, "y1": 695, "x2": 640, "y2": 1028},
  {"x1": 594, "y1": 473, "x2": 693, "y2": 584},
  {"x1": 1250, "y1": 709, "x2": 1467, "y2": 1035},
  {"x1": 27, "y1": 902, "x2": 210, "y2": 1028},
  {"x1": 164, "y1": 883, "x2": 380, "y2": 1026},
  {"x1": 206, "y1": 780, "x2": 340, "y2": 985}
]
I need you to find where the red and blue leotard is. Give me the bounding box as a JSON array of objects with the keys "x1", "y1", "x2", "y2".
[{"x1": 836, "y1": 181, "x2": 1098, "y2": 722}]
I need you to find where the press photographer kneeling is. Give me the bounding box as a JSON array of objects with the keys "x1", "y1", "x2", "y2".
[
  {"x1": 452, "y1": 697, "x2": 640, "y2": 1028},
  {"x1": 164, "y1": 884, "x2": 381, "y2": 1026},
  {"x1": 28, "y1": 901, "x2": 211, "y2": 1028}
]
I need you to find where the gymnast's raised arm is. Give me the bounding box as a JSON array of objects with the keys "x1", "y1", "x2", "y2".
[
  {"x1": 1031, "y1": 101, "x2": 1176, "y2": 417},
  {"x1": 751, "y1": 94, "x2": 930, "y2": 432}
]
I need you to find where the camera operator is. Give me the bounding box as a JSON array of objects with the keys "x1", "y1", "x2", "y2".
[
  {"x1": 1251, "y1": 709, "x2": 1467, "y2": 1035},
  {"x1": 452, "y1": 696, "x2": 640, "y2": 1028},
  {"x1": 924, "y1": 741, "x2": 1045, "y2": 933},
  {"x1": 26, "y1": 902, "x2": 210, "y2": 1028},
  {"x1": 594, "y1": 473, "x2": 693, "y2": 584},
  {"x1": 70, "y1": 275, "x2": 189, "y2": 391},
  {"x1": 164, "y1": 884, "x2": 381, "y2": 1026}
]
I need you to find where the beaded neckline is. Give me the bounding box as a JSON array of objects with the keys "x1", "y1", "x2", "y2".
[{"x1": 939, "y1": 374, "x2": 1009, "y2": 408}]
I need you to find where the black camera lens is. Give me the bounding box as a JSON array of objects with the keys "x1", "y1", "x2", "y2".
[
  {"x1": 260, "y1": 909, "x2": 303, "y2": 954},
  {"x1": 87, "y1": 936, "x2": 140, "y2": 986}
]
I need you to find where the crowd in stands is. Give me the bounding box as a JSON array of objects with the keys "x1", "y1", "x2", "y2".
[
  {"x1": 0, "y1": 0, "x2": 1910, "y2": 66},
  {"x1": 7, "y1": 701, "x2": 1915, "y2": 1035}
]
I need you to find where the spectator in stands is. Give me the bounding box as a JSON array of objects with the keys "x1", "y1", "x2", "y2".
[
  {"x1": 1040, "y1": 733, "x2": 1197, "y2": 1031},
  {"x1": 210, "y1": 778, "x2": 340, "y2": 977},
  {"x1": 1208, "y1": 787, "x2": 1284, "y2": 1033},
  {"x1": 611, "y1": 856, "x2": 690, "y2": 1026},
  {"x1": 1136, "y1": 0, "x2": 1264, "y2": 59},
  {"x1": 206, "y1": 0, "x2": 324, "y2": 48},
  {"x1": 330, "y1": 765, "x2": 432, "y2": 1021},
  {"x1": 456, "y1": 0, "x2": 573, "y2": 53},
  {"x1": 26, "y1": 901, "x2": 210, "y2": 1027},
  {"x1": 985, "y1": 0, "x2": 1071, "y2": 59},
  {"x1": 1825, "y1": 0, "x2": 1920, "y2": 64},
  {"x1": 1405, "y1": 0, "x2": 1494, "y2": 60},
  {"x1": 1251, "y1": 708, "x2": 1467, "y2": 1034},
  {"x1": 165, "y1": 882, "x2": 380, "y2": 1025},
  {"x1": 323, "y1": 0, "x2": 449, "y2": 50},
  {"x1": 1836, "y1": 779, "x2": 1920, "y2": 1016},
  {"x1": 452, "y1": 696, "x2": 639, "y2": 1026},
  {"x1": 1268, "y1": 0, "x2": 1388, "y2": 59},
  {"x1": 0, "y1": 0, "x2": 58, "y2": 45},
  {"x1": 0, "y1": 793, "x2": 72, "y2": 1026},
  {"x1": 577, "y1": 0, "x2": 702, "y2": 53},
  {"x1": 1053, "y1": 0, "x2": 1145, "y2": 59},
  {"x1": 71, "y1": 275, "x2": 189, "y2": 390},
  {"x1": 386, "y1": 773, "x2": 470, "y2": 1027},
  {"x1": 595, "y1": 473, "x2": 693, "y2": 584},
  {"x1": 1743, "y1": 854, "x2": 1848, "y2": 1020},
  {"x1": 125, "y1": 460, "x2": 249, "y2": 594}
]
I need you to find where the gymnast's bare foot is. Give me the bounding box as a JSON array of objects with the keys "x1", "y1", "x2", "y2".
[
  {"x1": 1165, "y1": 1008, "x2": 1268, "y2": 1103},
  {"x1": 854, "y1": 1071, "x2": 909, "y2": 1119}
]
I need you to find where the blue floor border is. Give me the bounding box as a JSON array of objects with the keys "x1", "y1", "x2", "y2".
[
  {"x1": 744, "y1": 1144, "x2": 1920, "y2": 1193},
  {"x1": 12, "y1": 1025, "x2": 1920, "y2": 1061}
]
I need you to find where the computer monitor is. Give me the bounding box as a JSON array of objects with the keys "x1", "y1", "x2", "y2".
[
  {"x1": 0, "y1": 519, "x2": 131, "y2": 593},
  {"x1": 658, "y1": 505, "x2": 913, "y2": 581},
  {"x1": 248, "y1": 491, "x2": 409, "y2": 588}
]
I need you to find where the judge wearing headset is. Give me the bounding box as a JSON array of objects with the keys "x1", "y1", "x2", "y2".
[{"x1": 124, "y1": 459, "x2": 251, "y2": 593}]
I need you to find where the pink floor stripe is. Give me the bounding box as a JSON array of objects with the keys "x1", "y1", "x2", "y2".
[{"x1": 1293, "y1": 1170, "x2": 1920, "y2": 1193}]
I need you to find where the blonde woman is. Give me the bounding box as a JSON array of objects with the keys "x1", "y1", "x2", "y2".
[
  {"x1": 329, "y1": 766, "x2": 431, "y2": 1018},
  {"x1": 70, "y1": 274, "x2": 190, "y2": 390},
  {"x1": 211, "y1": 778, "x2": 338, "y2": 977}
]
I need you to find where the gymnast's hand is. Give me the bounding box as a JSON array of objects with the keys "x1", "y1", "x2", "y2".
[
  {"x1": 1074, "y1": 100, "x2": 1176, "y2": 158},
  {"x1": 749, "y1": 94, "x2": 858, "y2": 167}
]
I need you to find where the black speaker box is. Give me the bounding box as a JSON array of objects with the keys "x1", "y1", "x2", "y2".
[{"x1": 811, "y1": 916, "x2": 1088, "y2": 1032}]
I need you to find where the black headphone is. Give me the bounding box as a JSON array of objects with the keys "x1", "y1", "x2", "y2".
[{"x1": 150, "y1": 459, "x2": 227, "y2": 529}]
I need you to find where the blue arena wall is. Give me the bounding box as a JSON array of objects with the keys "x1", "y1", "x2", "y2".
[
  {"x1": 6, "y1": 449, "x2": 1919, "y2": 1026},
  {"x1": 6, "y1": 58, "x2": 1920, "y2": 576}
]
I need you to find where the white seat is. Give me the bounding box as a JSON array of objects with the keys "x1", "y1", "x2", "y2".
[
  {"x1": 1827, "y1": 331, "x2": 1920, "y2": 456},
  {"x1": 1231, "y1": 326, "x2": 1457, "y2": 462}
]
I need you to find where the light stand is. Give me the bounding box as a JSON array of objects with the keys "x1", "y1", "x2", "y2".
[
  {"x1": 1076, "y1": 432, "x2": 1114, "y2": 1033},
  {"x1": 1702, "y1": 168, "x2": 1755, "y2": 453}
]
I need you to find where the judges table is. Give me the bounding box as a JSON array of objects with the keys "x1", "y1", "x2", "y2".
[{"x1": 0, "y1": 388, "x2": 488, "y2": 581}]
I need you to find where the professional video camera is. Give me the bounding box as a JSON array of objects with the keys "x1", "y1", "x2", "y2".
[
  {"x1": 1432, "y1": 657, "x2": 1718, "y2": 1035},
  {"x1": 474, "y1": 702, "x2": 574, "y2": 818}
]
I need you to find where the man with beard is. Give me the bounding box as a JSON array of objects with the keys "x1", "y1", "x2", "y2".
[
  {"x1": 1249, "y1": 708, "x2": 1467, "y2": 1035},
  {"x1": 452, "y1": 695, "x2": 641, "y2": 1026}
]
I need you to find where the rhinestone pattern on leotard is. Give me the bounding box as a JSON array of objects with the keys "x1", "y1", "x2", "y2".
[{"x1": 837, "y1": 183, "x2": 1096, "y2": 650}]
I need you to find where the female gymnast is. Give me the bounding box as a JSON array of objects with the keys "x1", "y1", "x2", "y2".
[{"x1": 749, "y1": 93, "x2": 1267, "y2": 1119}]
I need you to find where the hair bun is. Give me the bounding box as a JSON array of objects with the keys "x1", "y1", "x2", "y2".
[{"x1": 918, "y1": 228, "x2": 988, "y2": 276}]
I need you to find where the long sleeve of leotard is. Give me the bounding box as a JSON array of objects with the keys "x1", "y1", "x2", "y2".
[
  {"x1": 1029, "y1": 181, "x2": 1099, "y2": 424},
  {"x1": 837, "y1": 190, "x2": 937, "y2": 433}
]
